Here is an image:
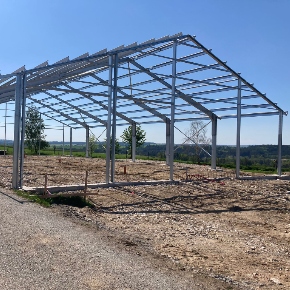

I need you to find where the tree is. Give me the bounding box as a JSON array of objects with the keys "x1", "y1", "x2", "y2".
[
  {"x1": 88, "y1": 134, "x2": 97, "y2": 157},
  {"x1": 112, "y1": 137, "x2": 120, "y2": 155},
  {"x1": 184, "y1": 121, "x2": 211, "y2": 164},
  {"x1": 104, "y1": 137, "x2": 120, "y2": 155},
  {"x1": 25, "y1": 106, "x2": 49, "y2": 154},
  {"x1": 121, "y1": 125, "x2": 146, "y2": 156}
]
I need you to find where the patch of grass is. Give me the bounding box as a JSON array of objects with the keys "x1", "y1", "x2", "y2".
[
  {"x1": 15, "y1": 190, "x2": 94, "y2": 208},
  {"x1": 15, "y1": 190, "x2": 51, "y2": 207}
]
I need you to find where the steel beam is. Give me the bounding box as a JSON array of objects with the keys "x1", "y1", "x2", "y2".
[
  {"x1": 70, "y1": 127, "x2": 72, "y2": 157},
  {"x1": 166, "y1": 118, "x2": 170, "y2": 165},
  {"x1": 111, "y1": 54, "x2": 118, "y2": 182},
  {"x1": 19, "y1": 74, "x2": 27, "y2": 188},
  {"x1": 43, "y1": 91, "x2": 107, "y2": 125},
  {"x1": 170, "y1": 41, "x2": 177, "y2": 180},
  {"x1": 221, "y1": 111, "x2": 280, "y2": 119},
  {"x1": 62, "y1": 124, "x2": 65, "y2": 156},
  {"x1": 85, "y1": 125, "x2": 89, "y2": 158},
  {"x1": 89, "y1": 73, "x2": 168, "y2": 122},
  {"x1": 4, "y1": 103, "x2": 7, "y2": 155},
  {"x1": 62, "y1": 81, "x2": 134, "y2": 124},
  {"x1": 211, "y1": 115, "x2": 217, "y2": 169},
  {"x1": 12, "y1": 75, "x2": 23, "y2": 189},
  {"x1": 187, "y1": 35, "x2": 287, "y2": 116},
  {"x1": 128, "y1": 58, "x2": 217, "y2": 121},
  {"x1": 9, "y1": 36, "x2": 183, "y2": 100},
  {"x1": 132, "y1": 122, "x2": 136, "y2": 162},
  {"x1": 106, "y1": 55, "x2": 113, "y2": 183},
  {"x1": 38, "y1": 113, "x2": 42, "y2": 156},
  {"x1": 28, "y1": 96, "x2": 87, "y2": 127},
  {"x1": 277, "y1": 111, "x2": 283, "y2": 176},
  {"x1": 236, "y1": 78, "x2": 242, "y2": 178}
]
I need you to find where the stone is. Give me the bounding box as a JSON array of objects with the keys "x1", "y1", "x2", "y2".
[{"x1": 270, "y1": 277, "x2": 282, "y2": 285}]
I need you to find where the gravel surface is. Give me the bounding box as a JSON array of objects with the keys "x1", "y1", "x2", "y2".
[
  {"x1": 3, "y1": 156, "x2": 289, "y2": 289},
  {"x1": 0, "y1": 188, "x2": 233, "y2": 290}
]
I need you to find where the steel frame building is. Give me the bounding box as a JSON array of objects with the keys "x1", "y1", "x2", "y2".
[{"x1": 0, "y1": 33, "x2": 287, "y2": 189}]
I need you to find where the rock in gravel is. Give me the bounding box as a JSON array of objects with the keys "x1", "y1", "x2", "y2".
[{"x1": 270, "y1": 277, "x2": 282, "y2": 285}]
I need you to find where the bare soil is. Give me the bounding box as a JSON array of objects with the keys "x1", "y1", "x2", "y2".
[{"x1": 1, "y1": 155, "x2": 290, "y2": 289}]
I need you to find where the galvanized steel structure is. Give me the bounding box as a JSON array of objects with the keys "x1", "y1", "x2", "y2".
[{"x1": 0, "y1": 33, "x2": 287, "y2": 189}]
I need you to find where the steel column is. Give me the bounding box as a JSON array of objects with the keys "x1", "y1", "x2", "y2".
[
  {"x1": 211, "y1": 115, "x2": 217, "y2": 169},
  {"x1": 12, "y1": 75, "x2": 23, "y2": 189},
  {"x1": 39, "y1": 113, "x2": 42, "y2": 156},
  {"x1": 19, "y1": 74, "x2": 27, "y2": 188},
  {"x1": 277, "y1": 111, "x2": 283, "y2": 176},
  {"x1": 166, "y1": 118, "x2": 170, "y2": 165},
  {"x1": 170, "y1": 41, "x2": 177, "y2": 180},
  {"x1": 236, "y1": 78, "x2": 242, "y2": 178},
  {"x1": 106, "y1": 55, "x2": 113, "y2": 183},
  {"x1": 111, "y1": 54, "x2": 118, "y2": 182},
  {"x1": 70, "y1": 127, "x2": 72, "y2": 157},
  {"x1": 85, "y1": 125, "x2": 89, "y2": 158},
  {"x1": 4, "y1": 103, "x2": 7, "y2": 155},
  {"x1": 132, "y1": 122, "x2": 136, "y2": 162},
  {"x1": 62, "y1": 124, "x2": 65, "y2": 156}
]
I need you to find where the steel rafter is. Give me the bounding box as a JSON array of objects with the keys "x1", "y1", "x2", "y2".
[
  {"x1": 187, "y1": 35, "x2": 286, "y2": 115},
  {"x1": 127, "y1": 58, "x2": 217, "y2": 121}
]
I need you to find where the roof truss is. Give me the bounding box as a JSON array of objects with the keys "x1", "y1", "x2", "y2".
[{"x1": 0, "y1": 33, "x2": 286, "y2": 131}]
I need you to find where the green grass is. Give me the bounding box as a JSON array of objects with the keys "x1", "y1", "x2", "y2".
[
  {"x1": 15, "y1": 190, "x2": 93, "y2": 208},
  {"x1": 15, "y1": 190, "x2": 51, "y2": 207}
]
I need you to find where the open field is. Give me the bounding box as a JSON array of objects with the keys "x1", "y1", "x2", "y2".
[{"x1": 1, "y1": 155, "x2": 290, "y2": 289}]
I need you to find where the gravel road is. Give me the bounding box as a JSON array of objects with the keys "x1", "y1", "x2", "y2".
[{"x1": 0, "y1": 188, "x2": 233, "y2": 290}]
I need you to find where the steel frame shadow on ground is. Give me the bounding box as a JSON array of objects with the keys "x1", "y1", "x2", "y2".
[{"x1": 0, "y1": 33, "x2": 287, "y2": 189}]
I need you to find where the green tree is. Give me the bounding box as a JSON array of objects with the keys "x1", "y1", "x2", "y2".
[
  {"x1": 25, "y1": 106, "x2": 49, "y2": 154},
  {"x1": 104, "y1": 137, "x2": 120, "y2": 155},
  {"x1": 112, "y1": 137, "x2": 120, "y2": 155},
  {"x1": 88, "y1": 134, "x2": 97, "y2": 157},
  {"x1": 121, "y1": 125, "x2": 146, "y2": 156}
]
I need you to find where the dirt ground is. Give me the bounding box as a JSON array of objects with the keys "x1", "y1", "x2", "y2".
[{"x1": 1, "y1": 155, "x2": 290, "y2": 289}]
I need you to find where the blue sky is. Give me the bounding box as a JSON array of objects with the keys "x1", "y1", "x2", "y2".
[{"x1": 0, "y1": 0, "x2": 289, "y2": 145}]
